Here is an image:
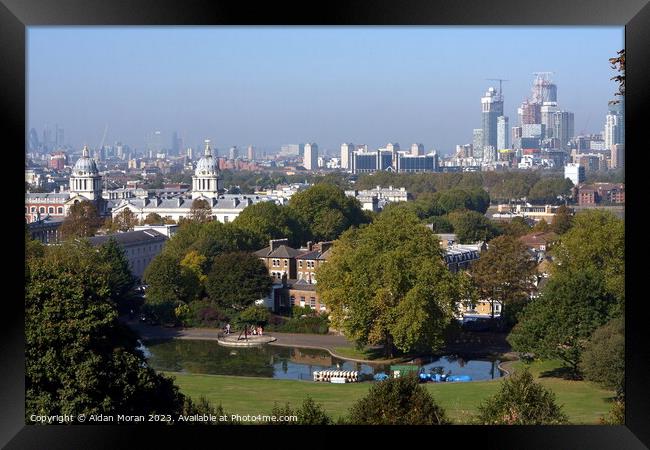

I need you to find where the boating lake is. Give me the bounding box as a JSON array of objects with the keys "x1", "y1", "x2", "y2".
[{"x1": 142, "y1": 339, "x2": 505, "y2": 381}]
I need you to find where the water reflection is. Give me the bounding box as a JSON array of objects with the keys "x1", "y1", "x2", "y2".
[{"x1": 143, "y1": 339, "x2": 504, "y2": 381}]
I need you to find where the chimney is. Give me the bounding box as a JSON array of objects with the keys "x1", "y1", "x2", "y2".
[
  {"x1": 307, "y1": 241, "x2": 313, "y2": 251},
  {"x1": 319, "y1": 241, "x2": 333, "y2": 254},
  {"x1": 270, "y1": 238, "x2": 289, "y2": 251}
]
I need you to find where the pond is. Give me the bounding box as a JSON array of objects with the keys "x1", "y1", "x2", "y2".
[{"x1": 142, "y1": 339, "x2": 505, "y2": 381}]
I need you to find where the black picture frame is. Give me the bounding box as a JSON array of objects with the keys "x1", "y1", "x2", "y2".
[{"x1": 3, "y1": 0, "x2": 648, "y2": 447}]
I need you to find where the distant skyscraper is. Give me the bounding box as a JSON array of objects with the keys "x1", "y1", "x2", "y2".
[
  {"x1": 518, "y1": 99, "x2": 540, "y2": 125},
  {"x1": 553, "y1": 111, "x2": 575, "y2": 152},
  {"x1": 186, "y1": 147, "x2": 194, "y2": 160},
  {"x1": 472, "y1": 129, "x2": 484, "y2": 159},
  {"x1": 340, "y1": 143, "x2": 354, "y2": 170},
  {"x1": 247, "y1": 145, "x2": 255, "y2": 161},
  {"x1": 481, "y1": 87, "x2": 503, "y2": 153},
  {"x1": 55, "y1": 125, "x2": 64, "y2": 148},
  {"x1": 604, "y1": 101, "x2": 624, "y2": 149},
  {"x1": 229, "y1": 146, "x2": 239, "y2": 160},
  {"x1": 171, "y1": 131, "x2": 181, "y2": 156},
  {"x1": 147, "y1": 130, "x2": 163, "y2": 155},
  {"x1": 410, "y1": 143, "x2": 425, "y2": 156},
  {"x1": 540, "y1": 102, "x2": 559, "y2": 139},
  {"x1": 497, "y1": 116, "x2": 509, "y2": 150},
  {"x1": 303, "y1": 143, "x2": 318, "y2": 170},
  {"x1": 610, "y1": 144, "x2": 624, "y2": 169},
  {"x1": 532, "y1": 73, "x2": 557, "y2": 104}
]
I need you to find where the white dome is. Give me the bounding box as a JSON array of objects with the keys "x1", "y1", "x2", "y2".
[
  {"x1": 195, "y1": 141, "x2": 219, "y2": 175},
  {"x1": 73, "y1": 146, "x2": 99, "y2": 175}
]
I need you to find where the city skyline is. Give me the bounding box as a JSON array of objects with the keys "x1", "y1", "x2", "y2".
[{"x1": 28, "y1": 26, "x2": 623, "y2": 154}]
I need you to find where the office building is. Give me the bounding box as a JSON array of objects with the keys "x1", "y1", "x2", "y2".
[
  {"x1": 481, "y1": 87, "x2": 504, "y2": 152},
  {"x1": 497, "y1": 116, "x2": 509, "y2": 150},
  {"x1": 303, "y1": 143, "x2": 318, "y2": 170},
  {"x1": 564, "y1": 163, "x2": 585, "y2": 186},
  {"x1": 553, "y1": 111, "x2": 575, "y2": 152},
  {"x1": 540, "y1": 102, "x2": 559, "y2": 139},
  {"x1": 472, "y1": 129, "x2": 483, "y2": 159},
  {"x1": 247, "y1": 145, "x2": 256, "y2": 161},
  {"x1": 229, "y1": 146, "x2": 239, "y2": 160},
  {"x1": 410, "y1": 143, "x2": 425, "y2": 156},
  {"x1": 610, "y1": 144, "x2": 624, "y2": 169},
  {"x1": 340, "y1": 143, "x2": 354, "y2": 169}
]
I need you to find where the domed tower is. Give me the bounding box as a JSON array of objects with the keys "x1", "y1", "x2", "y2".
[
  {"x1": 192, "y1": 139, "x2": 221, "y2": 199},
  {"x1": 70, "y1": 145, "x2": 102, "y2": 201}
]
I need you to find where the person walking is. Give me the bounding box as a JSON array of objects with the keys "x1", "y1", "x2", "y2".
[{"x1": 225, "y1": 323, "x2": 231, "y2": 335}]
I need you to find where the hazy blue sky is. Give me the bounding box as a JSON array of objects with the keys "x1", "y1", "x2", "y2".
[{"x1": 28, "y1": 27, "x2": 623, "y2": 155}]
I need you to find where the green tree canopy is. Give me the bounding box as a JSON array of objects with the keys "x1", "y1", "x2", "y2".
[
  {"x1": 579, "y1": 316, "x2": 624, "y2": 393},
  {"x1": 97, "y1": 237, "x2": 136, "y2": 305},
  {"x1": 552, "y1": 209, "x2": 625, "y2": 309},
  {"x1": 550, "y1": 205, "x2": 573, "y2": 234},
  {"x1": 317, "y1": 206, "x2": 463, "y2": 357},
  {"x1": 495, "y1": 216, "x2": 531, "y2": 238},
  {"x1": 508, "y1": 268, "x2": 616, "y2": 376},
  {"x1": 447, "y1": 209, "x2": 500, "y2": 244},
  {"x1": 287, "y1": 184, "x2": 367, "y2": 242},
  {"x1": 470, "y1": 235, "x2": 536, "y2": 322},
  {"x1": 59, "y1": 201, "x2": 103, "y2": 240},
  {"x1": 475, "y1": 369, "x2": 568, "y2": 425},
  {"x1": 205, "y1": 252, "x2": 272, "y2": 312},
  {"x1": 142, "y1": 212, "x2": 164, "y2": 225},
  {"x1": 143, "y1": 253, "x2": 202, "y2": 323},
  {"x1": 347, "y1": 375, "x2": 449, "y2": 425},
  {"x1": 233, "y1": 201, "x2": 301, "y2": 248},
  {"x1": 26, "y1": 241, "x2": 185, "y2": 418},
  {"x1": 188, "y1": 198, "x2": 212, "y2": 223},
  {"x1": 527, "y1": 176, "x2": 573, "y2": 204},
  {"x1": 107, "y1": 208, "x2": 138, "y2": 233}
]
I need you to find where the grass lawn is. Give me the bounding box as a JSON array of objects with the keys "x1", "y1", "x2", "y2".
[
  {"x1": 330, "y1": 346, "x2": 391, "y2": 361},
  {"x1": 163, "y1": 359, "x2": 615, "y2": 424}
]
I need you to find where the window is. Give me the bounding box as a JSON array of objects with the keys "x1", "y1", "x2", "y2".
[
  {"x1": 290, "y1": 295, "x2": 296, "y2": 305},
  {"x1": 298, "y1": 261, "x2": 303, "y2": 268},
  {"x1": 298, "y1": 272, "x2": 303, "y2": 280},
  {"x1": 300, "y1": 296, "x2": 305, "y2": 307},
  {"x1": 31, "y1": 207, "x2": 36, "y2": 212},
  {"x1": 57, "y1": 207, "x2": 63, "y2": 214},
  {"x1": 284, "y1": 259, "x2": 288, "y2": 266},
  {"x1": 39, "y1": 207, "x2": 45, "y2": 213},
  {"x1": 48, "y1": 207, "x2": 54, "y2": 214},
  {"x1": 310, "y1": 297, "x2": 316, "y2": 308},
  {"x1": 224, "y1": 216, "x2": 229, "y2": 223}
]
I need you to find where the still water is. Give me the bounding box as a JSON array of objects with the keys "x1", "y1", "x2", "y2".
[{"x1": 142, "y1": 339, "x2": 504, "y2": 381}]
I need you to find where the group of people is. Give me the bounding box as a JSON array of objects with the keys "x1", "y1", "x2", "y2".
[
  {"x1": 223, "y1": 323, "x2": 263, "y2": 337},
  {"x1": 249, "y1": 325, "x2": 264, "y2": 336}
]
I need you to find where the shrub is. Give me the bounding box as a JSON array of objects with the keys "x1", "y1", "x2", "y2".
[
  {"x1": 474, "y1": 369, "x2": 568, "y2": 425},
  {"x1": 347, "y1": 374, "x2": 448, "y2": 425},
  {"x1": 267, "y1": 397, "x2": 332, "y2": 425},
  {"x1": 579, "y1": 316, "x2": 624, "y2": 393}
]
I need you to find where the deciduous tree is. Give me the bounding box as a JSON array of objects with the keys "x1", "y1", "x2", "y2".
[
  {"x1": 317, "y1": 207, "x2": 462, "y2": 357},
  {"x1": 508, "y1": 268, "x2": 615, "y2": 377},
  {"x1": 205, "y1": 252, "x2": 272, "y2": 312},
  {"x1": 59, "y1": 201, "x2": 103, "y2": 240},
  {"x1": 470, "y1": 235, "x2": 536, "y2": 322},
  {"x1": 26, "y1": 241, "x2": 185, "y2": 418}
]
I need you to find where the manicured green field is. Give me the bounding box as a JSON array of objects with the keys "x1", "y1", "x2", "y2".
[{"x1": 163, "y1": 360, "x2": 615, "y2": 424}]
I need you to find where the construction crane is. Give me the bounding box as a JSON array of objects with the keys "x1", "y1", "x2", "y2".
[{"x1": 486, "y1": 78, "x2": 509, "y2": 98}]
